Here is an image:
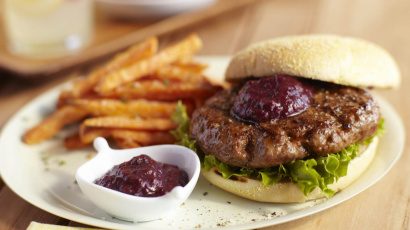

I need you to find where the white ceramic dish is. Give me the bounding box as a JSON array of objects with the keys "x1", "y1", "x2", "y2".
[
  {"x1": 0, "y1": 56, "x2": 405, "y2": 230},
  {"x1": 76, "y1": 138, "x2": 200, "y2": 222},
  {"x1": 97, "y1": 0, "x2": 216, "y2": 20}
]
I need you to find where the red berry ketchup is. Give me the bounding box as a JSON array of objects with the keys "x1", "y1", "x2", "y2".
[
  {"x1": 231, "y1": 75, "x2": 313, "y2": 122},
  {"x1": 94, "y1": 155, "x2": 189, "y2": 197}
]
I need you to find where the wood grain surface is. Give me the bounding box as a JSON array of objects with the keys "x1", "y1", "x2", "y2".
[
  {"x1": 0, "y1": 0, "x2": 409, "y2": 229},
  {"x1": 0, "y1": 0, "x2": 254, "y2": 77}
]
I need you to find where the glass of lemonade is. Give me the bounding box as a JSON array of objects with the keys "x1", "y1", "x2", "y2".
[{"x1": 3, "y1": 0, "x2": 93, "y2": 58}]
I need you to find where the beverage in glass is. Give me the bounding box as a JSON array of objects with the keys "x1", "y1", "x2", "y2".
[{"x1": 3, "y1": 0, "x2": 93, "y2": 58}]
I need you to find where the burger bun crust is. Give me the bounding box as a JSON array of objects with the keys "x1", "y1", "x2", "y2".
[{"x1": 225, "y1": 35, "x2": 400, "y2": 88}]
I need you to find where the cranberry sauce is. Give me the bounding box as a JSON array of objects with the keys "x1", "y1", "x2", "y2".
[
  {"x1": 231, "y1": 75, "x2": 313, "y2": 122},
  {"x1": 94, "y1": 155, "x2": 189, "y2": 197}
]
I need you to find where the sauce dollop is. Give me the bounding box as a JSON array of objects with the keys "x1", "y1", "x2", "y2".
[
  {"x1": 94, "y1": 154, "x2": 189, "y2": 197},
  {"x1": 231, "y1": 75, "x2": 313, "y2": 122}
]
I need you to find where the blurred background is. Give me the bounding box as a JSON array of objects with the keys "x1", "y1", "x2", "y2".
[{"x1": 0, "y1": 0, "x2": 409, "y2": 229}]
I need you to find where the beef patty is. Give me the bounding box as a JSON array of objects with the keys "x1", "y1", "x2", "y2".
[{"x1": 190, "y1": 81, "x2": 380, "y2": 168}]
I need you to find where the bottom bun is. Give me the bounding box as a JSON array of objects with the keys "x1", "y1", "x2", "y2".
[{"x1": 201, "y1": 137, "x2": 378, "y2": 203}]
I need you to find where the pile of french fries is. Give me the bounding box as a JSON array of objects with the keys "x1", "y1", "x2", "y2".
[{"x1": 23, "y1": 34, "x2": 221, "y2": 149}]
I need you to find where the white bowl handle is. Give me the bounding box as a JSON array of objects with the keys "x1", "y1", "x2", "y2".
[
  {"x1": 93, "y1": 137, "x2": 111, "y2": 153},
  {"x1": 170, "y1": 186, "x2": 185, "y2": 200}
]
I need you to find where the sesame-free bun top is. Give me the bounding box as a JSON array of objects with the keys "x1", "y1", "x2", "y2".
[{"x1": 225, "y1": 35, "x2": 400, "y2": 88}]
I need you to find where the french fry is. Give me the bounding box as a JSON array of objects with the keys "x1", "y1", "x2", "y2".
[
  {"x1": 83, "y1": 116, "x2": 176, "y2": 131},
  {"x1": 172, "y1": 61, "x2": 207, "y2": 73},
  {"x1": 151, "y1": 65, "x2": 205, "y2": 83},
  {"x1": 111, "y1": 130, "x2": 175, "y2": 145},
  {"x1": 95, "y1": 34, "x2": 203, "y2": 94},
  {"x1": 69, "y1": 128, "x2": 174, "y2": 149},
  {"x1": 64, "y1": 133, "x2": 90, "y2": 150},
  {"x1": 79, "y1": 125, "x2": 112, "y2": 144},
  {"x1": 69, "y1": 99, "x2": 177, "y2": 118},
  {"x1": 113, "y1": 136, "x2": 141, "y2": 148},
  {"x1": 60, "y1": 37, "x2": 158, "y2": 102},
  {"x1": 23, "y1": 34, "x2": 221, "y2": 148},
  {"x1": 112, "y1": 80, "x2": 221, "y2": 100},
  {"x1": 57, "y1": 89, "x2": 102, "y2": 108},
  {"x1": 23, "y1": 106, "x2": 88, "y2": 144}
]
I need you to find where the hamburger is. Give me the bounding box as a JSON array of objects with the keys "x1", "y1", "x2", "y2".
[{"x1": 189, "y1": 35, "x2": 400, "y2": 203}]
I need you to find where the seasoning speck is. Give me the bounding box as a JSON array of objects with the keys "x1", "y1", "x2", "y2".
[
  {"x1": 271, "y1": 212, "x2": 277, "y2": 216},
  {"x1": 86, "y1": 152, "x2": 96, "y2": 160},
  {"x1": 41, "y1": 155, "x2": 50, "y2": 165},
  {"x1": 227, "y1": 201, "x2": 231, "y2": 204},
  {"x1": 58, "y1": 160, "x2": 66, "y2": 166},
  {"x1": 216, "y1": 220, "x2": 230, "y2": 227},
  {"x1": 203, "y1": 192, "x2": 208, "y2": 196}
]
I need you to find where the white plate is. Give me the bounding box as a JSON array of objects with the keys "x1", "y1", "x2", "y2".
[
  {"x1": 0, "y1": 56, "x2": 405, "y2": 230},
  {"x1": 97, "y1": 0, "x2": 216, "y2": 20}
]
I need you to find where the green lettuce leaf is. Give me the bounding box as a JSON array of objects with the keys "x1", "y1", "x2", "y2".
[
  {"x1": 172, "y1": 102, "x2": 384, "y2": 197},
  {"x1": 170, "y1": 101, "x2": 197, "y2": 152}
]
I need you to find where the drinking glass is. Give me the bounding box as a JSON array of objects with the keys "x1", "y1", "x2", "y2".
[{"x1": 3, "y1": 0, "x2": 93, "y2": 58}]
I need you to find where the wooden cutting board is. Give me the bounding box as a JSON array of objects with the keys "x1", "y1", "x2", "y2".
[{"x1": 0, "y1": 0, "x2": 255, "y2": 77}]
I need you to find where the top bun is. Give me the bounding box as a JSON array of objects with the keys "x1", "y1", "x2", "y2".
[{"x1": 225, "y1": 35, "x2": 400, "y2": 88}]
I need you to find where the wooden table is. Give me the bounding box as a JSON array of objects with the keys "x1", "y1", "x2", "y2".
[{"x1": 1, "y1": 0, "x2": 409, "y2": 229}]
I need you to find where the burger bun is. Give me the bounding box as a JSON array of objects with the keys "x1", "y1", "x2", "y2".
[
  {"x1": 201, "y1": 137, "x2": 378, "y2": 203},
  {"x1": 225, "y1": 35, "x2": 400, "y2": 88}
]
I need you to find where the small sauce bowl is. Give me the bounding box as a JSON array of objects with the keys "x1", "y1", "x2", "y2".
[{"x1": 75, "y1": 137, "x2": 200, "y2": 222}]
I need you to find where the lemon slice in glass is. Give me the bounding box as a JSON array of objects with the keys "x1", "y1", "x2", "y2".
[{"x1": 10, "y1": 0, "x2": 63, "y2": 16}]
